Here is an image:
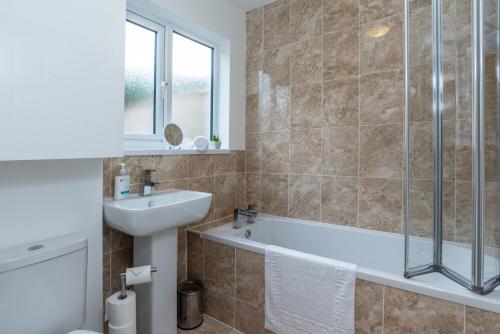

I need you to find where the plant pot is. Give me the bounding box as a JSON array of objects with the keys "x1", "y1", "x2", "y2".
[{"x1": 211, "y1": 141, "x2": 222, "y2": 149}]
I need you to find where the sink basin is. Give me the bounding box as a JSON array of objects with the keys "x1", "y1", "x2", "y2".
[{"x1": 103, "y1": 190, "x2": 212, "y2": 237}]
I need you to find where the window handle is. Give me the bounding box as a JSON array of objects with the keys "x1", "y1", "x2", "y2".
[{"x1": 161, "y1": 81, "x2": 168, "y2": 99}]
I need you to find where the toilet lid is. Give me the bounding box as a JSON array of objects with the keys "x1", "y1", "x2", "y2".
[{"x1": 68, "y1": 331, "x2": 101, "y2": 334}]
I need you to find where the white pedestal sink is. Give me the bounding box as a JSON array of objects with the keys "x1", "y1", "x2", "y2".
[{"x1": 104, "y1": 190, "x2": 212, "y2": 334}]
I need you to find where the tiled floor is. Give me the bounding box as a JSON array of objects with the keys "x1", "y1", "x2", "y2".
[{"x1": 177, "y1": 315, "x2": 242, "y2": 334}]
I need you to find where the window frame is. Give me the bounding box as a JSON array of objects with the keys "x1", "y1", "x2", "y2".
[{"x1": 124, "y1": 9, "x2": 219, "y2": 148}]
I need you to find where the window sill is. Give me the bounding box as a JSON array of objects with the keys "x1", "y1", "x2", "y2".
[{"x1": 123, "y1": 148, "x2": 231, "y2": 156}]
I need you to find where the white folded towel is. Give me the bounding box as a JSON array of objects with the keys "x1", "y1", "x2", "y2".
[{"x1": 265, "y1": 245, "x2": 357, "y2": 334}]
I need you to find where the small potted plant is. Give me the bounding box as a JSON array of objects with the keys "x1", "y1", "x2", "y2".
[{"x1": 211, "y1": 135, "x2": 222, "y2": 149}]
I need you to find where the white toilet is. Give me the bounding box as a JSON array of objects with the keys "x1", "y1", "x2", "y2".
[{"x1": 0, "y1": 234, "x2": 103, "y2": 334}]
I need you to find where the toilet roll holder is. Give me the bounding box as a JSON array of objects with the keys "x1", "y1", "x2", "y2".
[{"x1": 119, "y1": 266, "x2": 157, "y2": 300}]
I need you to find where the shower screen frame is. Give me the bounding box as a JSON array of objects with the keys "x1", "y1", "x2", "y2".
[{"x1": 403, "y1": 0, "x2": 500, "y2": 295}]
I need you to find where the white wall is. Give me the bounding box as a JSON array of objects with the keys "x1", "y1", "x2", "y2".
[
  {"x1": 129, "y1": 0, "x2": 246, "y2": 149},
  {"x1": 0, "y1": 159, "x2": 104, "y2": 331}
]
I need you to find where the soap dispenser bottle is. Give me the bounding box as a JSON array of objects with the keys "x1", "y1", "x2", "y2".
[{"x1": 114, "y1": 163, "x2": 130, "y2": 200}]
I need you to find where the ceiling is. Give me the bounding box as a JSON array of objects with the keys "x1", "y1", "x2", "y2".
[{"x1": 229, "y1": 0, "x2": 274, "y2": 11}]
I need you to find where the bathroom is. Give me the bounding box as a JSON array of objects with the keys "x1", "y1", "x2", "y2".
[{"x1": 0, "y1": 0, "x2": 499, "y2": 333}]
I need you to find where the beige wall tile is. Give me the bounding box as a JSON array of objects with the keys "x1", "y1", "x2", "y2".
[
  {"x1": 155, "y1": 155, "x2": 188, "y2": 181},
  {"x1": 246, "y1": 132, "x2": 262, "y2": 173},
  {"x1": 260, "y1": 85, "x2": 290, "y2": 131},
  {"x1": 323, "y1": 0, "x2": 359, "y2": 34},
  {"x1": 291, "y1": 37, "x2": 322, "y2": 86},
  {"x1": 235, "y1": 300, "x2": 271, "y2": 334},
  {"x1": 263, "y1": 1, "x2": 291, "y2": 50},
  {"x1": 355, "y1": 279, "x2": 383, "y2": 334},
  {"x1": 178, "y1": 228, "x2": 187, "y2": 283},
  {"x1": 103, "y1": 158, "x2": 112, "y2": 198},
  {"x1": 103, "y1": 225, "x2": 111, "y2": 254},
  {"x1": 235, "y1": 173, "x2": 245, "y2": 209},
  {"x1": 410, "y1": 121, "x2": 432, "y2": 180},
  {"x1": 291, "y1": 0, "x2": 322, "y2": 43},
  {"x1": 290, "y1": 128, "x2": 321, "y2": 174},
  {"x1": 246, "y1": 93, "x2": 261, "y2": 133},
  {"x1": 360, "y1": 15, "x2": 403, "y2": 74},
  {"x1": 103, "y1": 253, "x2": 110, "y2": 297},
  {"x1": 290, "y1": 129, "x2": 321, "y2": 174},
  {"x1": 155, "y1": 179, "x2": 188, "y2": 193},
  {"x1": 245, "y1": 172, "x2": 262, "y2": 208},
  {"x1": 456, "y1": 118, "x2": 472, "y2": 181},
  {"x1": 290, "y1": 83, "x2": 322, "y2": 129},
  {"x1": 360, "y1": 123, "x2": 403, "y2": 178},
  {"x1": 188, "y1": 156, "x2": 214, "y2": 178},
  {"x1": 235, "y1": 151, "x2": 246, "y2": 173},
  {"x1": 246, "y1": 52, "x2": 262, "y2": 96},
  {"x1": 110, "y1": 228, "x2": 133, "y2": 252},
  {"x1": 288, "y1": 174, "x2": 321, "y2": 220},
  {"x1": 112, "y1": 156, "x2": 155, "y2": 185},
  {"x1": 455, "y1": 181, "x2": 473, "y2": 244},
  {"x1": 409, "y1": 180, "x2": 433, "y2": 238},
  {"x1": 188, "y1": 177, "x2": 215, "y2": 224},
  {"x1": 235, "y1": 249, "x2": 265, "y2": 308},
  {"x1": 485, "y1": 117, "x2": 500, "y2": 182},
  {"x1": 443, "y1": 120, "x2": 456, "y2": 181},
  {"x1": 262, "y1": 46, "x2": 291, "y2": 131},
  {"x1": 214, "y1": 174, "x2": 237, "y2": 219},
  {"x1": 187, "y1": 232, "x2": 204, "y2": 282},
  {"x1": 322, "y1": 126, "x2": 359, "y2": 177},
  {"x1": 214, "y1": 154, "x2": 238, "y2": 175},
  {"x1": 203, "y1": 240, "x2": 236, "y2": 296},
  {"x1": 323, "y1": 28, "x2": 360, "y2": 81},
  {"x1": 360, "y1": 0, "x2": 402, "y2": 24},
  {"x1": 262, "y1": 131, "x2": 290, "y2": 173},
  {"x1": 359, "y1": 178, "x2": 402, "y2": 233},
  {"x1": 261, "y1": 173, "x2": 289, "y2": 216},
  {"x1": 204, "y1": 288, "x2": 235, "y2": 327},
  {"x1": 456, "y1": 58, "x2": 472, "y2": 120},
  {"x1": 384, "y1": 286, "x2": 464, "y2": 334},
  {"x1": 110, "y1": 247, "x2": 133, "y2": 292},
  {"x1": 409, "y1": 65, "x2": 433, "y2": 123},
  {"x1": 321, "y1": 176, "x2": 358, "y2": 226},
  {"x1": 442, "y1": 180, "x2": 456, "y2": 241},
  {"x1": 466, "y1": 306, "x2": 500, "y2": 333},
  {"x1": 263, "y1": 45, "x2": 291, "y2": 87},
  {"x1": 323, "y1": 78, "x2": 359, "y2": 127},
  {"x1": 177, "y1": 315, "x2": 233, "y2": 334},
  {"x1": 247, "y1": 8, "x2": 263, "y2": 56},
  {"x1": 360, "y1": 70, "x2": 403, "y2": 125}
]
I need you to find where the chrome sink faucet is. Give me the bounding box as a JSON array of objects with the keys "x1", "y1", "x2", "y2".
[
  {"x1": 233, "y1": 203, "x2": 258, "y2": 229},
  {"x1": 142, "y1": 169, "x2": 159, "y2": 197}
]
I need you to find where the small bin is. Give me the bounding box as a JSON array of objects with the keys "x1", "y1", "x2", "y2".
[{"x1": 177, "y1": 280, "x2": 204, "y2": 330}]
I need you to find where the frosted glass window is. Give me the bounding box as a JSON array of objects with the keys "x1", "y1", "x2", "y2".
[
  {"x1": 172, "y1": 32, "x2": 213, "y2": 139},
  {"x1": 124, "y1": 21, "x2": 157, "y2": 135}
]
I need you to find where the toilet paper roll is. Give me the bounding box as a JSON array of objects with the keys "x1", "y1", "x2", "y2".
[
  {"x1": 125, "y1": 265, "x2": 152, "y2": 285},
  {"x1": 109, "y1": 320, "x2": 137, "y2": 334},
  {"x1": 106, "y1": 290, "x2": 136, "y2": 329}
]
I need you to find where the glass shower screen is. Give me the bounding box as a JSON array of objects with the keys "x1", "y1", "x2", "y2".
[{"x1": 404, "y1": 0, "x2": 500, "y2": 294}]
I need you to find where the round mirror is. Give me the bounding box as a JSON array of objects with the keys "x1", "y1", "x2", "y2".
[{"x1": 163, "y1": 123, "x2": 183, "y2": 147}]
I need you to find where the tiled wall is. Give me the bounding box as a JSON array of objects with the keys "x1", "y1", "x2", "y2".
[
  {"x1": 102, "y1": 152, "x2": 245, "y2": 301},
  {"x1": 245, "y1": 0, "x2": 406, "y2": 234},
  {"x1": 187, "y1": 232, "x2": 500, "y2": 334},
  {"x1": 245, "y1": 0, "x2": 500, "y2": 247}
]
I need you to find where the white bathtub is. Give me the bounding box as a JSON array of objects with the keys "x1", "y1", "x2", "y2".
[{"x1": 201, "y1": 214, "x2": 500, "y2": 314}]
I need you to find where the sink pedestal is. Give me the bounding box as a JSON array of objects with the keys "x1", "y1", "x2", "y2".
[{"x1": 134, "y1": 227, "x2": 178, "y2": 334}]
